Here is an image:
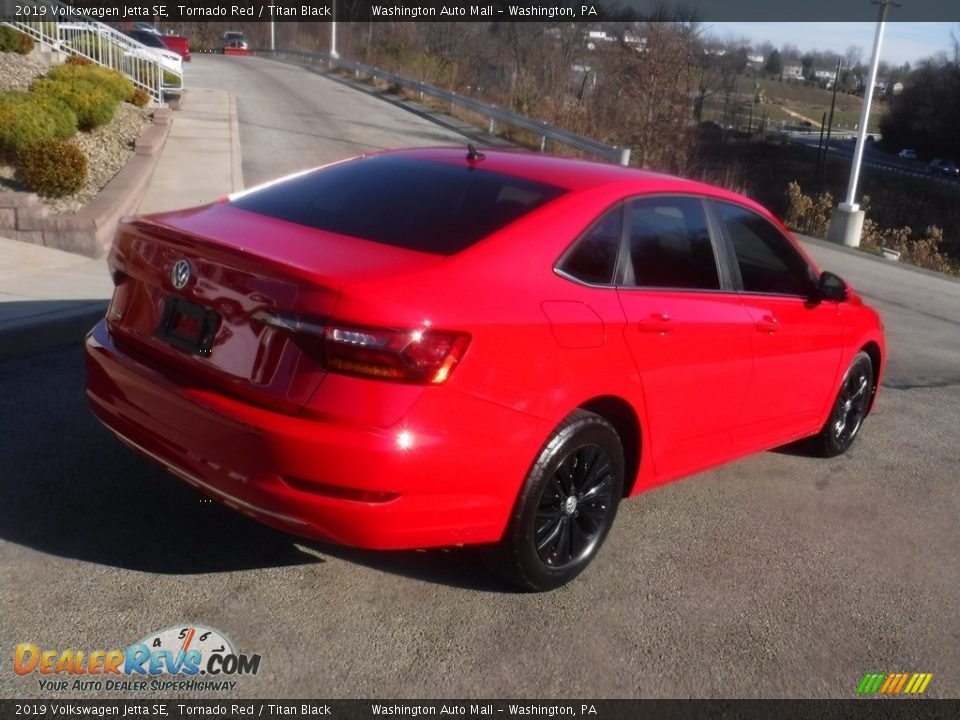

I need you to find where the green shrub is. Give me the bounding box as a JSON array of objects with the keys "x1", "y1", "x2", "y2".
[
  {"x1": 26, "y1": 93, "x2": 79, "y2": 139},
  {"x1": 0, "y1": 26, "x2": 35, "y2": 55},
  {"x1": 0, "y1": 95, "x2": 55, "y2": 160},
  {"x1": 48, "y1": 64, "x2": 134, "y2": 103},
  {"x1": 0, "y1": 90, "x2": 78, "y2": 141},
  {"x1": 15, "y1": 138, "x2": 88, "y2": 197},
  {"x1": 163, "y1": 70, "x2": 181, "y2": 88},
  {"x1": 30, "y1": 77, "x2": 116, "y2": 130}
]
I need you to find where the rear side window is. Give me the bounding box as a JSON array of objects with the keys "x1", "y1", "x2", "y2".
[
  {"x1": 717, "y1": 202, "x2": 816, "y2": 296},
  {"x1": 230, "y1": 155, "x2": 566, "y2": 255},
  {"x1": 623, "y1": 197, "x2": 720, "y2": 290},
  {"x1": 557, "y1": 206, "x2": 622, "y2": 285}
]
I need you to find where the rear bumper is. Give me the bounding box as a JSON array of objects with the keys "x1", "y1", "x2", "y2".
[{"x1": 85, "y1": 320, "x2": 549, "y2": 549}]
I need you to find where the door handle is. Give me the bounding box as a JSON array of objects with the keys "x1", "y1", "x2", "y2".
[
  {"x1": 638, "y1": 313, "x2": 670, "y2": 333},
  {"x1": 755, "y1": 315, "x2": 779, "y2": 333}
]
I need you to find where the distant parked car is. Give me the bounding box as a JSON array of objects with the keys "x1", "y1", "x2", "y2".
[
  {"x1": 122, "y1": 29, "x2": 183, "y2": 76},
  {"x1": 929, "y1": 158, "x2": 959, "y2": 177},
  {"x1": 222, "y1": 31, "x2": 249, "y2": 53},
  {"x1": 898, "y1": 148, "x2": 917, "y2": 160}
]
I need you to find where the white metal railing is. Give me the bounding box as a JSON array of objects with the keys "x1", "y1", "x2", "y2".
[{"x1": 2, "y1": 14, "x2": 183, "y2": 103}]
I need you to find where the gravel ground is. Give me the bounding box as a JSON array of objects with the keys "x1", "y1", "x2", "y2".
[
  {"x1": 0, "y1": 50, "x2": 47, "y2": 92},
  {"x1": 0, "y1": 51, "x2": 153, "y2": 214}
]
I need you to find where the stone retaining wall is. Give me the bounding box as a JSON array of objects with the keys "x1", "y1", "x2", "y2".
[{"x1": 0, "y1": 108, "x2": 173, "y2": 258}]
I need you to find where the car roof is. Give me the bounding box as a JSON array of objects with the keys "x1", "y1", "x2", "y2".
[{"x1": 375, "y1": 147, "x2": 754, "y2": 206}]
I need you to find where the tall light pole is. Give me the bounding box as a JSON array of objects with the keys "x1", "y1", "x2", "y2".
[
  {"x1": 330, "y1": 3, "x2": 339, "y2": 59},
  {"x1": 828, "y1": 0, "x2": 897, "y2": 247}
]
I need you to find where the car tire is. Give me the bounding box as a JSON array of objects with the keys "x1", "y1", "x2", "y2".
[
  {"x1": 482, "y1": 410, "x2": 624, "y2": 592},
  {"x1": 814, "y1": 351, "x2": 874, "y2": 457}
]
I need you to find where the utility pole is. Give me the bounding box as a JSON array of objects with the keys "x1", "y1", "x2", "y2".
[
  {"x1": 816, "y1": 112, "x2": 827, "y2": 176},
  {"x1": 828, "y1": 0, "x2": 898, "y2": 247},
  {"x1": 330, "y1": 3, "x2": 339, "y2": 59},
  {"x1": 269, "y1": 19, "x2": 275, "y2": 51},
  {"x1": 820, "y1": 57, "x2": 843, "y2": 176}
]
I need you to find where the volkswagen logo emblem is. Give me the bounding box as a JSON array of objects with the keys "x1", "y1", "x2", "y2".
[{"x1": 171, "y1": 259, "x2": 192, "y2": 290}]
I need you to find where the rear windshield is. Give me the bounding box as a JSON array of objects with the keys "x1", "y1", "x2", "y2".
[{"x1": 230, "y1": 155, "x2": 567, "y2": 255}]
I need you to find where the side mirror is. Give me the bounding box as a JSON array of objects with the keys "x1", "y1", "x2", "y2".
[{"x1": 816, "y1": 271, "x2": 849, "y2": 302}]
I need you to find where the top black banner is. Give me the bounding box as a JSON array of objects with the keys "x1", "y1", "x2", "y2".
[{"x1": 2, "y1": 0, "x2": 960, "y2": 22}]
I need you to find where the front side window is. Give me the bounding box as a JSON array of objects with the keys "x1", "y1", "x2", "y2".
[
  {"x1": 557, "y1": 205, "x2": 622, "y2": 285},
  {"x1": 717, "y1": 202, "x2": 816, "y2": 297},
  {"x1": 623, "y1": 197, "x2": 720, "y2": 290}
]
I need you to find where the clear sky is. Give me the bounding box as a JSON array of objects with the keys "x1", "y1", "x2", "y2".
[{"x1": 709, "y1": 22, "x2": 957, "y2": 66}]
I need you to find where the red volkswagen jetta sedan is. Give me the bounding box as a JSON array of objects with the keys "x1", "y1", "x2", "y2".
[{"x1": 85, "y1": 148, "x2": 885, "y2": 590}]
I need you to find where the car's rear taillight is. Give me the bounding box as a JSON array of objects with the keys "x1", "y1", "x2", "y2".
[{"x1": 254, "y1": 312, "x2": 469, "y2": 385}]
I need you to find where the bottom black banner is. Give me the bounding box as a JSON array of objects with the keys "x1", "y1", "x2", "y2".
[{"x1": 1, "y1": 700, "x2": 959, "y2": 720}]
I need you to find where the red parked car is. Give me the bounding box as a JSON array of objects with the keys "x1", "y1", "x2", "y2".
[{"x1": 85, "y1": 148, "x2": 885, "y2": 591}]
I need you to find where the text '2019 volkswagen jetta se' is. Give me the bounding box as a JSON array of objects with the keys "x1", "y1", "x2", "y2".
[{"x1": 86, "y1": 147, "x2": 885, "y2": 591}]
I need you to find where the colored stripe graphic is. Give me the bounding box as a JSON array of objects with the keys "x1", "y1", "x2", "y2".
[
  {"x1": 905, "y1": 673, "x2": 933, "y2": 694},
  {"x1": 858, "y1": 673, "x2": 932, "y2": 694},
  {"x1": 858, "y1": 674, "x2": 885, "y2": 694}
]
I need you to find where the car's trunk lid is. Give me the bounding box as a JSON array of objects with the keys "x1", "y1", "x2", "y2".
[{"x1": 106, "y1": 202, "x2": 443, "y2": 413}]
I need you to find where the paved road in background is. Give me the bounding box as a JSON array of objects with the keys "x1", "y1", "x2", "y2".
[
  {"x1": 1, "y1": 56, "x2": 958, "y2": 699},
  {"x1": 187, "y1": 54, "x2": 481, "y2": 187}
]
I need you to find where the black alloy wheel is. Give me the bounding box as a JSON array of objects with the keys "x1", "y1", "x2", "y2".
[
  {"x1": 483, "y1": 410, "x2": 625, "y2": 591},
  {"x1": 815, "y1": 351, "x2": 874, "y2": 457},
  {"x1": 535, "y1": 444, "x2": 615, "y2": 568}
]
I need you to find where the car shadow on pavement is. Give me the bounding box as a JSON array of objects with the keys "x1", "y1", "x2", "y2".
[
  {"x1": 0, "y1": 345, "x2": 511, "y2": 590},
  {"x1": 305, "y1": 543, "x2": 517, "y2": 593}
]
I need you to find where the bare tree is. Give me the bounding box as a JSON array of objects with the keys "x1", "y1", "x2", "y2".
[
  {"x1": 845, "y1": 44, "x2": 864, "y2": 71},
  {"x1": 597, "y1": 22, "x2": 698, "y2": 170}
]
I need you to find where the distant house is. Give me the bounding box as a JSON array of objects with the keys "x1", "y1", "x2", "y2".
[
  {"x1": 623, "y1": 33, "x2": 647, "y2": 53},
  {"x1": 747, "y1": 54, "x2": 764, "y2": 69},
  {"x1": 874, "y1": 77, "x2": 903, "y2": 95},
  {"x1": 781, "y1": 65, "x2": 804, "y2": 80},
  {"x1": 587, "y1": 30, "x2": 613, "y2": 43}
]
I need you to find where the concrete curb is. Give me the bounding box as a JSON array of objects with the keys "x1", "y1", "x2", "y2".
[
  {"x1": 0, "y1": 300, "x2": 106, "y2": 362},
  {"x1": 798, "y1": 233, "x2": 960, "y2": 286},
  {"x1": 0, "y1": 109, "x2": 173, "y2": 258}
]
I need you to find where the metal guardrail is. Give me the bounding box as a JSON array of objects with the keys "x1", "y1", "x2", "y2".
[
  {"x1": 255, "y1": 49, "x2": 631, "y2": 166},
  {"x1": 3, "y1": 15, "x2": 183, "y2": 103}
]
